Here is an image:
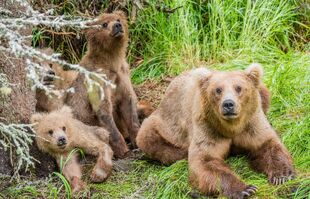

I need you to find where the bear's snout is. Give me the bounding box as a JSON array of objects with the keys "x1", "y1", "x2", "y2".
[
  {"x1": 42, "y1": 69, "x2": 56, "y2": 85},
  {"x1": 57, "y1": 136, "x2": 67, "y2": 147},
  {"x1": 222, "y1": 99, "x2": 236, "y2": 116},
  {"x1": 111, "y1": 22, "x2": 123, "y2": 37}
]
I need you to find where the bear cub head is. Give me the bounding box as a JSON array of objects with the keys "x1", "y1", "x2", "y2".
[
  {"x1": 85, "y1": 11, "x2": 128, "y2": 50},
  {"x1": 38, "y1": 48, "x2": 77, "y2": 89},
  {"x1": 200, "y1": 63, "x2": 263, "y2": 124},
  {"x1": 31, "y1": 106, "x2": 74, "y2": 154}
]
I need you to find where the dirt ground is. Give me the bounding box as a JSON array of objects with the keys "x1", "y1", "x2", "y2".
[{"x1": 134, "y1": 77, "x2": 173, "y2": 109}]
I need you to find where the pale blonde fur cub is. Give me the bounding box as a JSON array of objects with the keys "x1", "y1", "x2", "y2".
[{"x1": 31, "y1": 106, "x2": 113, "y2": 192}]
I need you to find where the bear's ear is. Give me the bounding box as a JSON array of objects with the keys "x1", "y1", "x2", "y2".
[
  {"x1": 113, "y1": 10, "x2": 127, "y2": 21},
  {"x1": 198, "y1": 72, "x2": 213, "y2": 91},
  {"x1": 59, "y1": 106, "x2": 73, "y2": 118},
  {"x1": 245, "y1": 63, "x2": 263, "y2": 87},
  {"x1": 31, "y1": 113, "x2": 44, "y2": 124}
]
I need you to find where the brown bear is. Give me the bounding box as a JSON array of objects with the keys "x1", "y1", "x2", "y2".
[
  {"x1": 31, "y1": 106, "x2": 113, "y2": 193},
  {"x1": 66, "y1": 11, "x2": 140, "y2": 158},
  {"x1": 36, "y1": 48, "x2": 78, "y2": 112},
  {"x1": 136, "y1": 64, "x2": 295, "y2": 198}
]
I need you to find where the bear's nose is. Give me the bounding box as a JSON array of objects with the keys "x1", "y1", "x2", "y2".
[
  {"x1": 57, "y1": 136, "x2": 67, "y2": 146},
  {"x1": 115, "y1": 22, "x2": 122, "y2": 29},
  {"x1": 47, "y1": 70, "x2": 55, "y2": 76},
  {"x1": 222, "y1": 99, "x2": 235, "y2": 111},
  {"x1": 43, "y1": 70, "x2": 55, "y2": 84},
  {"x1": 113, "y1": 22, "x2": 122, "y2": 31}
]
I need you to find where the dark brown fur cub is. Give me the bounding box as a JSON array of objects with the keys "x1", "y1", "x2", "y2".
[
  {"x1": 66, "y1": 11, "x2": 140, "y2": 158},
  {"x1": 137, "y1": 64, "x2": 295, "y2": 198}
]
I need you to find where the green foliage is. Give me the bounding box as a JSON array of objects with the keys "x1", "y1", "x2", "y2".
[
  {"x1": 146, "y1": 160, "x2": 190, "y2": 199},
  {"x1": 32, "y1": 28, "x2": 48, "y2": 47},
  {"x1": 53, "y1": 172, "x2": 72, "y2": 199},
  {"x1": 53, "y1": 148, "x2": 85, "y2": 199},
  {"x1": 129, "y1": 0, "x2": 306, "y2": 83}
]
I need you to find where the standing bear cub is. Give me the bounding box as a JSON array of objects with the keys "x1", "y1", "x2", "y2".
[
  {"x1": 31, "y1": 106, "x2": 113, "y2": 193},
  {"x1": 137, "y1": 64, "x2": 295, "y2": 198}
]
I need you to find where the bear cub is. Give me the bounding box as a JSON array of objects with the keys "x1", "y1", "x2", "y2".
[
  {"x1": 31, "y1": 106, "x2": 113, "y2": 192},
  {"x1": 66, "y1": 11, "x2": 140, "y2": 158},
  {"x1": 35, "y1": 48, "x2": 78, "y2": 112}
]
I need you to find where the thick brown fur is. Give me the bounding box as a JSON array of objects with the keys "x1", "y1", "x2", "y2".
[
  {"x1": 31, "y1": 106, "x2": 113, "y2": 193},
  {"x1": 65, "y1": 11, "x2": 140, "y2": 158},
  {"x1": 35, "y1": 48, "x2": 78, "y2": 112},
  {"x1": 259, "y1": 84, "x2": 270, "y2": 114},
  {"x1": 137, "y1": 100, "x2": 154, "y2": 123},
  {"x1": 136, "y1": 64, "x2": 295, "y2": 198}
]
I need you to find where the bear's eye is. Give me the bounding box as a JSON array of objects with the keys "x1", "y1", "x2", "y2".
[
  {"x1": 49, "y1": 63, "x2": 53, "y2": 68},
  {"x1": 48, "y1": 130, "x2": 53, "y2": 135},
  {"x1": 102, "y1": 22, "x2": 108, "y2": 28},
  {"x1": 235, "y1": 86, "x2": 242, "y2": 93},
  {"x1": 62, "y1": 126, "x2": 66, "y2": 131},
  {"x1": 216, "y1": 88, "x2": 222, "y2": 94},
  {"x1": 117, "y1": 19, "x2": 120, "y2": 22}
]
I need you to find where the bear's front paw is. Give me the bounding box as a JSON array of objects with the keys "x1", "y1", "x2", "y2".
[
  {"x1": 112, "y1": 143, "x2": 129, "y2": 158},
  {"x1": 90, "y1": 168, "x2": 108, "y2": 183},
  {"x1": 228, "y1": 185, "x2": 258, "y2": 199},
  {"x1": 269, "y1": 167, "x2": 295, "y2": 185},
  {"x1": 71, "y1": 176, "x2": 86, "y2": 193}
]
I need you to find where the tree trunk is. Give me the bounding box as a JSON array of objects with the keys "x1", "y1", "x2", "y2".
[{"x1": 0, "y1": 0, "x2": 56, "y2": 178}]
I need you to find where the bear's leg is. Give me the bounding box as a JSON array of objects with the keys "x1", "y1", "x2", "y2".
[
  {"x1": 96, "y1": 88, "x2": 128, "y2": 158},
  {"x1": 188, "y1": 145, "x2": 257, "y2": 198},
  {"x1": 97, "y1": 110, "x2": 128, "y2": 158},
  {"x1": 115, "y1": 67, "x2": 140, "y2": 148},
  {"x1": 136, "y1": 116, "x2": 187, "y2": 165},
  {"x1": 249, "y1": 138, "x2": 295, "y2": 185},
  {"x1": 59, "y1": 153, "x2": 86, "y2": 193},
  {"x1": 118, "y1": 95, "x2": 140, "y2": 148},
  {"x1": 90, "y1": 143, "x2": 113, "y2": 183},
  {"x1": 113, "y1": 110, "x2": 129, "y2": 140}
]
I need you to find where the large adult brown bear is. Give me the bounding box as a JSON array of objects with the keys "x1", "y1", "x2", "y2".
[
  {"x1": 66, "y1": 11, "x2": 140, "y2": 158},
  {"x1": 136, "y1": 64, "x2": 295, "y2": 198}
]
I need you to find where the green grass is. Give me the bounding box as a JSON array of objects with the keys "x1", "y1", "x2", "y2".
[
  {"x1": 2, "y1": 0, "x2": 309, "y2": 198},
  {"x1": 129, "y1": 0, "x2": 308, "y2": 83}
]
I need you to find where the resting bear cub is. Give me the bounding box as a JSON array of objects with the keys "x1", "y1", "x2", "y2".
[
  {"x1": 137, "y1": 64, "x2": 295, "y2": 198},
  {"x1": 31, "y1": 106, "x2": 113, "y2": 192},
  {"x1": 66, "y1": 11, "x2": 140, "y2": 158}
]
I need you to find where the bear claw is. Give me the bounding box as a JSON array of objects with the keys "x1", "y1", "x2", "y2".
[
  {"x1": 245, "y1": 185, "x2": 257, "y2": 194},
  {"x1": 230, "y1": 185, "x2": 258, "y2": 199},
  {"x1": 243, "y1": 185, "x2": 258, "y2": 196},
  {"x1": 270, "y1": 175, "x2": 295, "y2": 185}
]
